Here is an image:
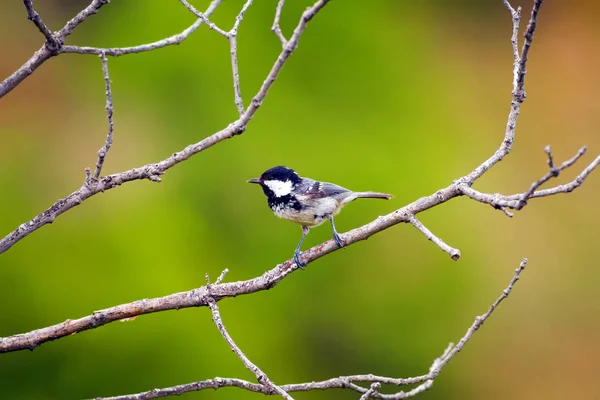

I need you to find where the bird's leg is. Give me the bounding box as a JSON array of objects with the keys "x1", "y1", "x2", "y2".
[
  {"x1": 329, "y1": 216, "x2": 345, "y2": 248},
  {"x1": 294, "y1": 225, "x2": 310, "y2": 269}
]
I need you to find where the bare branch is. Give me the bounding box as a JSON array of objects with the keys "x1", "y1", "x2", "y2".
[
  {"x1": 93, "y1": 52, "x2": 114, "y2": 179},
  {"x1": 502, "y1": 0, "x2": 521, "y2": 87},
  {"x1": 91, "y1": 260, "x2": 528, "y2": 400},
  {"x1": 228, "y1": 0, "x2": 253, "y2": 116},
  {"x1": 272, "y1": 0, "x2": 288, "y2": 47},
  {"x1": 0, "y1": 0, "x2": 331, "y2": 255},
  {"x1": 462, "y1": 0, "x2": 543, "y2": 185},
  {"x1": 179, "y1": 0, "x2": 252, "y2": 116},
  {"x1": 360, "y1": 383, "x2": 381, "y2": 400},
  {"x1": 22, "y1": 0, "x2": 59, "y2": 49},
  {"x1": 207, "y1": 298, "x2": 292, "y2": 399},
  {"x1": 516, "y1": 145, "x2": 586, "y2": 208},
  {"x1": 0, "y1": 0, "x2": 222, "y2": 99},
  {"x1": 1, "y1": 0, "x2": 114, "y2": 98},
  {"x1": 460, "y1": 147, "x2": 599, "y2": 211},
  {"x1": 58, "y1": 0, "x2": 109, "y2": 39},
  {"x1": 428, "y1": 258, "x2": 528, "y2": 379},
  {"x1": 179, "y1": 0, "x2": 228, "y2": 37},
  {"x1": 215, "y1": 268, "x2": 229, "y2": 285},
  {"x1": 408, "y1": 215, "x2": 460, "y2": 260}
]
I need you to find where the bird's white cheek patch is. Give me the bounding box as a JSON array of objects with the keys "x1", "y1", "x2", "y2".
[{"x1": 264, "y1": 180, "x2": 293, "y2": 197}]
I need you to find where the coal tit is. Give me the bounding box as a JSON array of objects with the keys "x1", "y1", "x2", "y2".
[{"x1": 248, "y1": 166, "x2": 392, "y2": 268}]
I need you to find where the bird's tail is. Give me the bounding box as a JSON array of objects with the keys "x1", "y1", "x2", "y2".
[{"x1": 353, "y1": 192, "x2": 393, "y2": 200}]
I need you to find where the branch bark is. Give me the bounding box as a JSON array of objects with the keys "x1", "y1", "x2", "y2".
[
  {"x1": 0, "y1": 0, "x2": 331, "y2": 255},
  {"x1": 1, "y1": 0, "x2": 598, "y2": 399},
  {"x1": 92, "y1": 260, "x2": 528, "y2": 399}
]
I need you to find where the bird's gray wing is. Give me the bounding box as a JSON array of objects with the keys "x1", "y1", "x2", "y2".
[{"x1": 302, "y1": 180, "x2": 351, "y2": 199}]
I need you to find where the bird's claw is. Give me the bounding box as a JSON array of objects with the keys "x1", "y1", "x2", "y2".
[
  {"x1": 333, "y1": 232, "x2": 345, "y2": 248},
  {"x1": 294, "y1": 250, "x2": 306, "y2": 270}
]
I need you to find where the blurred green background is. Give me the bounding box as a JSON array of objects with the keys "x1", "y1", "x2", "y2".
[{"x1": 1, "y1": 0, "x2": 599, "y2": 399}]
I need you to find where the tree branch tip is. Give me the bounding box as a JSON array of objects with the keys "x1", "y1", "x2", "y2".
[
  {"x1": 450, "y1": 250, "x2": 461, "y2": 261},
  {"x1": 216, "y1": 269, "x2": 229, "y2": 284}
]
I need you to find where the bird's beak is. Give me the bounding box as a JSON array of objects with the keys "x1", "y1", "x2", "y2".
[{"x1": 247, "y1": 178, "x2": 261, "y2": 184}]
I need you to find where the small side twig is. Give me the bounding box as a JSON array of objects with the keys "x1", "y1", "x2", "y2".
[
  {"x1": 93, "y1": 52, "x2": 114, "y2": 180},
  {"x1": 408, "y1": 215, "x2": 460, "y2": 260},
  {"x1": 179, "y1": 0, "x2": 228, "y2": 36},
  {"x1": 359, "y1": 383, "x2": 381, "y2": 400},
  {"x1": 0, "y1": 0, "x2": 331, "y2": 255},
  {"x1": 502, "y1": 0, "x2": 521, "y2": 88},
  {"x1": 227, "y1": 0, "x2": 252, "y2": 116},
  {"x1": 460, "y1": 147, "x2": 599, "y2": 211},
  {"x1": 463, "y1": 0, "x2": 543, "y2": 184},
  {"x1": 22, "y1": 0, "x2": 60, "y2": 50},
  {"x1": 179, "y1": 0, "x2": 251, "y2": 116},
  {"x1": 207, "y1": 298, "x2": 293, "y2": 399},
  {"x1": 428, "y1": 258, "x2": 527, "y2": 380},
  {"x1": 90, "y1": 259, "x2": 529, "y2": 400},
  {"x1": 271, "y1": 0, "x2": 288, "y2": 47},
  {"x1": 516, "y1": 145, "x2": 586, "y2": 208}
]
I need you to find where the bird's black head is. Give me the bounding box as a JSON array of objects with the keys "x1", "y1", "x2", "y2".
[
  {"x1": 257, "y1": 166, "x2": 301, "y2": 184},
  {"x1": 247, "y1": 166, "x2": 303, "y2": 209}
]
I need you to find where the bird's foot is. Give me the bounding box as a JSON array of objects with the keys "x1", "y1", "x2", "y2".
[
  {"x1": 294, "y1": 250, "x2": 306, "y2": 270},
  {"x1": 333, "y1": 232, "x2": 345, "y2": 248}
]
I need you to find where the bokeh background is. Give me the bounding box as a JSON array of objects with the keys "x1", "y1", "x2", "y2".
[{"x1": 1, "y1": 0, "x2": 599, "y2": 399}]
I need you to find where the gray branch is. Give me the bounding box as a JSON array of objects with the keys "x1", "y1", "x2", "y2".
[
  {"x1": 272, "y1": 0, "x2": 288, "y2": 47},
  {"x1": 408, "y1": 214, "x2": 461, "y2": 260},
  {"x1": 0, "y1": 0, "x2": 110, "y2": 98},
  {"x1": 90, "y1": 259, "x2": 528, "y2": 399},
  {"x1": 0, "y1": 0, "x2": 331, "y2": 255},
  {"x1": 460, "y1": 147, "x2": 599, "y2": 211},
  {"x1": 0, "y1": 1, "x2": 597, "y2": 398},
  {"x1": 462, "y1": 0, "x2": 542, "y2": 185},
  {"x1": 93, "y1": 52, "x2": 114, "y2": 179},
  {"x1": 207, "y1": 296, "x2": 292, "y2": 399},
  {"x1": 22, "y1": 0, "x2": 59, "y2": 49},
  {"x1": 179, "y1": 0, "x2": 253, "y2": 115}
]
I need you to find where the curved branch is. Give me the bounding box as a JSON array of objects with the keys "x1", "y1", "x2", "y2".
[
  {"x1": 462, "y1": 0, "x2": 542, "y2": 185},
  {"x1": 0, "y1": 0, "x2": 111, "y2": 98},
  {"x1": 92, "y1": 260, "x2": 528, "y2": 400},
  {"x1": 0, "y1": 0, "x2": 331, "y2": 255}
]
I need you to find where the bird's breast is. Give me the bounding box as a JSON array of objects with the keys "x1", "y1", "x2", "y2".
[{"x1": 271, "y1": 196, "x2": 340, "y2": 227}]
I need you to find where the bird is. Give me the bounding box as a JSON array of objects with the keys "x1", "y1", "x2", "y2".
[{"x1": 248, "y1": 166, "x2": 392, "y2": 268}]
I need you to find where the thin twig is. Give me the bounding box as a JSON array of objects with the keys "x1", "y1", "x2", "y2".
[
  {"x1": 179, "y1": 0, "x2": 228, "y2": 37},
  {"x1": 179, "y1": 0, "x2": 251, "y2": 116},
  {"x1": 58, "y1": 0, "x2": 109, "y2": 39},
  {"x1": 360, "y1": 383, "x2": 381, "y2": 400},
  {"x1": 0, "y1": 0, "x2": 331, "y2": 255},
  {"x1": 271, "y1": 0, "x2": 288, "y2": 47},
  {"x1": 428, "y1": 259, "x2": 528, "y2": 379},
  {"x1": 462, "y1": 0, "x2": 543, "y2": 185},
  {"x1": 91, "y1": 260, "x2": 528, "y2": 400},
  {"x1": 93, "y1": 52, "x2": 114, "y2": 179},
  {"x1": 227, "y1": 0, "x2": 253, "y2": 116},
  {"x1": 460, "y1": 147, "x2": 598, "y2": 210},
  {"x1": 215, "y1": 268, "x2": 229, "y2": 285},
  {"x1": 0, "y1": 0, "x2": 222, "y2": 99},
  {"x1": 207, "y1": 298, "x2": 293, "y2": 399},
  {"x1": 516, "y1": 145, "x2": 585, "y2": 208},
  {"x1": 502, "y1": 0, "x2": 521, "y2": 88},
  {"x1": 408, "y1": 215, "x2": 460, "y2": 260},
  {"x1": 22, "y1": 0, "x2": 59, "y2": 49}
]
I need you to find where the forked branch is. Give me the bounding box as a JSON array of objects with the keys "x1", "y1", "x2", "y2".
[
  {"x1": 0, "y1": 1, "x2": 598, "y2": 399},
  {"x1": 0, "y1": 0, "x2": 331, "y2": 255},
  {"x1": 93, "y1": 260, "x2": 528, "y2": 399}
]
